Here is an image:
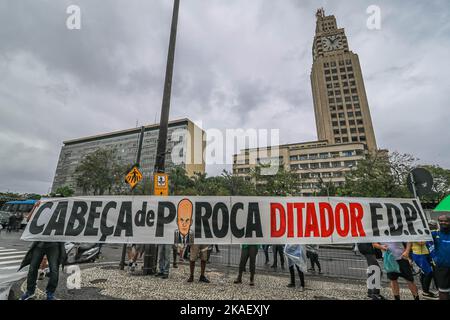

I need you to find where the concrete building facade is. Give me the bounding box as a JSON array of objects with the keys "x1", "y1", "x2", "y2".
[
  {"x1": 51, "y1": 119, "x2": 205, "y2": 195},
  {"x1": 233, "y1": 141, "x2": 365, "y2": 196},
  {"x1": 311, "y1": 8, "x2": 377, "y2": 152},
  {"x1": 233, "y1": 9, "x2": 379, "y2": 194}
]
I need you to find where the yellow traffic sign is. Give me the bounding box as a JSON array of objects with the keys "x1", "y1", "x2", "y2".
[
  {"x1": 154, "y1": 173, "x2": 169, "y2": 196},
  {"x1": 125, "y1": 166, "x2": 143, "y2": 189}
]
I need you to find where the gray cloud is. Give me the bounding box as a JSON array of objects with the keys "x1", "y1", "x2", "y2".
[{"x1": 0, "y1": 0, "x2": 449, "y2": 193}]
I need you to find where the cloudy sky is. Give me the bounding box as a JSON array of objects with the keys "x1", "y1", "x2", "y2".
[{"x1": 1, "y1": 0, "x2": 449, "y2": 194}]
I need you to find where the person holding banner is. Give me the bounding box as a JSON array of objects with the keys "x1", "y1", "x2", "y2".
[
  {"x1": 284, "y1": 244, "x2": 307, "y2": 292},
  {"x1": 358, "y1": 243, "x2": 385, "y2": 300},
  {"x1": 271, "y1": 245, "x2": 285, "y2": 270},
  {"x1": 187, "y1": 245, "x2": 210, "y2": 283},
  {"x1": 427, "y1": 215, "x2": 450, "y2": 300},
  {"x1": 234, "y1": 245, "x2": 260, "y2": 286},
  {"x1": 373, "y1": 242, "x2": 419, "y2": 300}
]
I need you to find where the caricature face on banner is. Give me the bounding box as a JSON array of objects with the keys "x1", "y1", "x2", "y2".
[{"x1": 22, "y1": 196, "x2": 432, "y2": 245}]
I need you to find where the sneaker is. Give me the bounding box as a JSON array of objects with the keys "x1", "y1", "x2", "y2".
[
  {"x1": 299, "y1": 286, "x2": 305, "y2": 292},
  {"x1": 287, "y1": 283, "x2": 295, "y2": 288},
  {"x1": 422, "y1": 292, "x2": 438, "y2": 299},
  {"x1": 249, "y1": 281, "x2": 255, "y2": 286},
  {"x1": 20, "y1": 291, "x2": 35, "y2": 300},
  {"x1": 371, "y1": 294, "x2": 386, "y2": 300},
  {"x1": 270, "y1": 265, "x2": 277, "y2": 269},
  {"x1": 155, "y1": 272, "x2": 164, "y2": 277},
  {"x1": 46, "y1": 292, "x2": 56, "y2": 300},
  {"x1": 161, "y1": 274, "x2": 169, "y2": 279},
  {"x1": 234, "y1": 279, "x2": 242, "y2": 284},
  {"x1": 318, "y1": 271, "x2": 323, "y2": 275},
  {"x1": 173, "y1": 264, "x2": 178, "y2": 268},
  {"x1": 199, "y1": 275, "x2": 210, "y2": 283},
  {"x1": 187, "y1": 276, "x2": 194, "y2": 283}
]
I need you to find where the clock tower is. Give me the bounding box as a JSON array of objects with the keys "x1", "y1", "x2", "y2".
[{"x1": 311, "y1": 8, "x2": 377, "y2": 152}]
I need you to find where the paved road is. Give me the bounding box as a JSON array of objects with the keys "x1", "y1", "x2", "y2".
[{"x1": 0, "y1": 230, "x2": 371, "y2": 281}]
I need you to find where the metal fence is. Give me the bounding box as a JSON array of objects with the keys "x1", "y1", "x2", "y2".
[{"x1": 207, "y1": 245, "x2": 367, "y2": 279}]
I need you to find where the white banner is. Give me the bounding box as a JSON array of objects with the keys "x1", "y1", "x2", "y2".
[{"x1": 21, "y1": 196, "x2": 433, "y2": 244}]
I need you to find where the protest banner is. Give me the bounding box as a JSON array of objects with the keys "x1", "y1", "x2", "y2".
[{"x1": 21, "y1": 196, "x2": 432, "y2": 244}]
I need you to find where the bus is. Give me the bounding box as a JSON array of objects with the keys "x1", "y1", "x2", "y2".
[{"x1": 0, "y1": 200, "x2": 38, "y2": 230}]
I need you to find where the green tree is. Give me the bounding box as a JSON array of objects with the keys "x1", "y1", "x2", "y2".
[
  {"x1": 75, "y1": 148, "x2": 129, "y2": 195},
  {"x1": 54, "y1": 186, "x2": 74, "y2": 197},
  {"x1": 251, "y1": 165, "x2": 302, "y2": 196},
  {"x1": 421, "y1": 165, "x2": 450, "y2": 202},
  {"x1": 338, "y1": 151, "x2": 415, "y2": 198},
  {"x1": 220, "y1": 170, "x2": 256, "y2": 196}
]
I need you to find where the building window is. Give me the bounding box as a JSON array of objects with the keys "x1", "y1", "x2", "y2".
[
  {"x1": 290, "y1": 164, "x2": 299, "y2": 170},
  {"x1": 335, "y1": 138, "x2": 341, "y2": 143},
  {"x1": 310, "y1": 163, "x2": 319, "y2": 169},
  {"x1": 290, "y1": 155, "x2": 298, "y2": 161},
  {"x1": 299, "y1": 155, "x2": 308, "y2": 160},
  {"x1": 329, "y1": 98, "x2": 335, "y2": 103},
  {"x1": 333, "y1": 76, "x2": 338, "y2": 80},
  {"x1": 352, "y1": 96, "x2": 359, "y2": 102},
  {"x1": 325, "y1": 76, "x2": 332, "y2": 81},
  {"x1": 334, "y1": 129, "x2": 340, "y2": 134},
  {"x1": 300, "y1": 164, "x2": 309, "y2": 169},
  {"x1": 321, "y1": 162, "x2": 331, "y2": 168},
  {"x1": 355, "y1": 111, "x2": 362, "y2": 117},
  {"x1": 332, "y1": 161, "x2": 341, "y2": 168},
  {"x1": 342, "y1": 150, "x2": 353, "y2": 157},
  {"x1": 346, "y1": 59, "x2": 352, "y2": 65},
  {"x1": 342, "y1": 137, "x2": 349, "y2": 143}
]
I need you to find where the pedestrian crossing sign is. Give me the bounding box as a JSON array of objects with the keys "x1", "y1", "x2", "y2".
[
  {"x1": 125, "y1": 166, "x2": 143, "y2": 189},
  {"x1": 154, "y1": 173, "x2": 169, "y2": 196}
]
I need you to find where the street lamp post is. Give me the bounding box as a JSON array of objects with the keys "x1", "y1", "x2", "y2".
[{"x1": 142, "y1": 0, "x2": 180, "y2": 276}]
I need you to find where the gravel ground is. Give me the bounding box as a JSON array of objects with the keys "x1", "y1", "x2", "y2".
[{"x1": 30, "y1": 263, "x2": 417, "y2": 300}]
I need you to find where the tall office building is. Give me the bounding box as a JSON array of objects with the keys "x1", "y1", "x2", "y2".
[
  {"x1": 51, "y1": 118, "x2": 205, "y2": 195},
  {"x1": 233, "y1": 9, "x2": 380, "y2": 194},
  {"x1": 311, "y1": 8, "x2": 377, "y2": 152}
]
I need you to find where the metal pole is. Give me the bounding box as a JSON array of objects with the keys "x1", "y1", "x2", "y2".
[
  {"x1": 120, "y1": 126, "x2": 146, "y2": 270},
  {"x1": 410, "y1": 172, "x2": 418, "y2": 199},
  {"x1": 143, "y1": 0, "x2": 180, "y2": 275}
]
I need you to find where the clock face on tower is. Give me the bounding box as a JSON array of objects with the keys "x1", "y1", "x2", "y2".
[{"x1": 322, "y1": 35, "x2": 344, "y2": 51}]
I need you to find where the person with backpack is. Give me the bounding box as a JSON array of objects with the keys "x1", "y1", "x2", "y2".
[
  {"x1": 358, "y1": 242, "x2": 385, "y2": 300},
  {"x1": 373, "y1": 242, "x2": 419, "y2": 300}
]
